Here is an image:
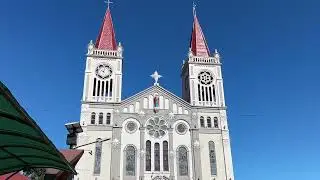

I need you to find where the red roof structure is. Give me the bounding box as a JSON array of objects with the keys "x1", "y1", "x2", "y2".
[
  {"x1": 190, "y1": 13, "x2": 210, "y2": 57},
  {"x1": 95, "y1": 7, "x2": 117, "y2": 50},
  {"x1": 0, "y1": 173, "x2": 28, "y2": 180},
  {"x1": 0, "y1": 150, "x2": 83, "y2": 180},
  {"x1": 45, "y1": 149, "x2": 84, "y2": 179}
]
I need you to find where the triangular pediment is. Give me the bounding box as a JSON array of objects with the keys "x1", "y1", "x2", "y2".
[{"x1": 119, "y1": 85, "x2": 191, "y2": 115}]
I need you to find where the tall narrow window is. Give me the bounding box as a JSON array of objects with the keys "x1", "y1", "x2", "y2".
[
  {"x1": 105, "y1": 81, "x2": 109, "y2": 97},
  {"x1": 209, "y1": 86, "x2": 213, "y2": 101},
  {"x1": 91, "y1": 112, "x2": 96, "y2": 124},
  {"x1": 209, "y1": 141, "x2": 217, "y2": 175},
  {"x1": 207, "y1": 117, "x2": 212, "y2": 128},
  {"x1": 178, "y1": 146, "x2": 188, "y2": 176},
  {"x1": 110, "y1": 79, "x2": 113, "y2": 96},
  {"x1": 214, "y1": 117, "x2": 219, "y2": 128},
  {"x1": 146, "y1": 141, "x2": 151, "y2": 171},
  {"x1": 93, "y1": 78, "x2": 97, "y2": 96},
  {"x1": 201, "y1": 86, "x2": 205, "y2": 102},
  {"x1": 106, "y1": 113, "x2": 111, "y2": 124},
  {"x1": 93, "y1": 138, "x2": 102, "y2": 174},
  {"x1": 98, "y1": 113, "x2": 103, "y2": 124},
  {"x1": 198, "y1": 84, "x2": 201, "y2": 101},
  {"x1": 205, "y1": 87, "x2": 209, "y2": 101},
  {"x1": 163, "y1": 141, "x2": 169, "y2": 171},
  {"x1": 101, "y1": 81, "x2": 105, "y2": 97},
  {"x1": 97, "y1": 80, "x2": 101, "y2": 97},
  {"x1": 213, "y1": 85, "x2": 216, "y2": 102},
  {"x1": 200, "y1": 116, "x2": 205, "y2": 128},
  {"x1": 125, "y1": 146, "x2": 136, "y2": 176},
  {"x1": 154, "y1": 143, "x2": 160, "y2": 171}
]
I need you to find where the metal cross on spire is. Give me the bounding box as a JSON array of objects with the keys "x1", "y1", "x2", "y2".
[
  {"x1": 151, "y1": 71, "x2": 162, "y2": 86},
  {"x1": 104, "y1": 0, "x2": 113, "y2": 9}
]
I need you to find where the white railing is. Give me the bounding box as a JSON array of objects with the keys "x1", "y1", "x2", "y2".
[
  {"x1": 190, "y1": 56, "x2": 219, "y2": 64},
  {"x1": 91, "y1": 49, "x2": 119, "y2": 57}
]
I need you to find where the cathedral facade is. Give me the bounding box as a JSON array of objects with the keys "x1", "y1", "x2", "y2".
[{"x1": 72, "y1": 5, "x2": 234, "y2": 180}]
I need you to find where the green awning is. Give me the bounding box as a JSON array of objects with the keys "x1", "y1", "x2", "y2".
[{"x1": 0, "y1": 81, "x2": 76, "y2": 175}]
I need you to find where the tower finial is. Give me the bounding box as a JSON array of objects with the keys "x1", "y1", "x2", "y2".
[
  {"x1": 193, "y1": 1, "x2": 197, "y2": 17},
  {"x1": 104, "y1": 0, "x2": 113, "y2": 9}
]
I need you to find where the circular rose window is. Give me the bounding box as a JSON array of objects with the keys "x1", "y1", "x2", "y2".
[
  {"x1": 198, "y1": 71, "x2": 214, "y2": 85},
  {"x1": 146, "y1": 117, "x2": 168, "y2": 138},
  {"x1": 176, "y1": 123, "x2": 188, "y2": 135},
  {"x1": 126, "y1": 121, "x2": 137, "y2": 133}
]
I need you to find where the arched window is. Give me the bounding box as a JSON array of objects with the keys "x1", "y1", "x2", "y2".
[
  {"x1": 145, "y1": 141, "x2": 151, "y2": 171},
  {"x1": 207, "y1": 117, "x2": 212, "y2": 128},
  {"x1": 93, "y1": 138, "x2": 102, "y2": 174},
  {"x1": 91, "y1": 112, "x2": 96, "y2": 124},
  {"x1": 98, "y1": 113, "x2": 103, "y2": 124},
  {"x1": 200, "y1": 116, "x2": 205, "y2": 127},
  {"x1": 163, "y1": 141, "x2": 169, "y2": 171},
  {"x1": 125, "y1": 145, "x2": 136, "y2": 176},
  {"x1": 106, "y1": 113, "x2": 111, "y2": 124},
  {"x1": 154, "y1": 143, "x2": 160, "y2": 171},
  {"x1": 178, "y1": 146, "x2": 188, "y2": 176},
  {"x1": 214, "y1": 117, "x2": 219, "y2": 128},
  {"x1": 209, "y1": 141, "x2": 217, "y2": 175}
]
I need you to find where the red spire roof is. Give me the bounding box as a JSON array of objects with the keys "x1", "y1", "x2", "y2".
[
  {"x1": 190, "y1": 14, "x2": 210, "y2": 57},
  {"x1": 96, "y1": 7, "x2": 117, "y2": 50}
]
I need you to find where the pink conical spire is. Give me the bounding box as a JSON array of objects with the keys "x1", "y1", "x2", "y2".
[
  {"x1": 95, "y1": 7, "x2": 117, "y2": 50},
  {"x1": 190, "y1": 10, "x2": 210, "y2": 57}
]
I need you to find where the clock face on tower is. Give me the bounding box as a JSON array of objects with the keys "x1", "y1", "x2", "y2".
[{"x1": 95, "y1": 64, "x2": 113, "y2": 79}]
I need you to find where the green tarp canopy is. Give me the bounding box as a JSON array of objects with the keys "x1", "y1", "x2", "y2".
[{"x1": 0, "y1": 81, "x2": 76, "y2": 176}]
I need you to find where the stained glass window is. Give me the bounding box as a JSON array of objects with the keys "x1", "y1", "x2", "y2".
[
  {"x1": 209, "y1": 141, "x2": 217, "y2": 175},
  {"x1": 146, "y1": 141, "x2": 151, "y2": 171},
  {"x1": 98, "y1": 113, "x2": 103, "y2": 124},
  {"x1": 154, "y1": 143, "x2": 160, "y2": 171},
  {"x1": 163, "y1": 141, "x2": 169, "y2": 171},
  {"x1": 91, "y1": 112, "x2": 96, "y2": 124},
  {"x1": 125, "y1": 146, "x2": 135, "y2": 176},
  {"x1": 200, "y1": 116, "x2": 205, "y2": 127},
  {"x1": 178, "y1": 146, "x2": 188, "y2": 176},
  {"x1": 93, "y1": 138, "x2": 102, "y2": 174},
  {"x1": 207, "y1": 117, "x2": 212, "y2": 128}
]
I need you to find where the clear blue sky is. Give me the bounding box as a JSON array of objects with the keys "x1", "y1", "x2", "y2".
[{"x1": 1, "y1": 0, "x2": 320, "y2": 179}]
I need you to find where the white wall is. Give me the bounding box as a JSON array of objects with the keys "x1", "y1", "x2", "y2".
[{"x1": 199, "y1": 133, "x2": 226, "y2": 180}]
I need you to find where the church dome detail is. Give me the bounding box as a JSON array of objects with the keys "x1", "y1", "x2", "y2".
[{"x1": 146, "y1": 117, "x2": 168, "y2": 138}]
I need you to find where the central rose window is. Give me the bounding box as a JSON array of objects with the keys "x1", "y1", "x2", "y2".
[{"x1": 146, "y1": 117, "x2": 168, "y2": 138}]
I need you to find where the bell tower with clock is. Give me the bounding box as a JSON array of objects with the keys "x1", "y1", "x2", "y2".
[{"x1": 82, "y1": 7, "x2": 123, "y2": 103}]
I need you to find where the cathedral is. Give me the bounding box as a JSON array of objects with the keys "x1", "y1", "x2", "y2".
[{"x1": 71, "y1": 4, "x2": 235, "y2": 180}]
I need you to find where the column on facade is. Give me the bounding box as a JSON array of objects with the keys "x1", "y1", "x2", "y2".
[
  {"x1": 168, "y1": 128, "x2": 175, "y2": 180},
  {"x1": 222, "y1": 130, "x2": 234, "y2": 180},
  {"x1": 111, "y1": 126, "x2": 122, "y2": 180},
  {"x1": 139, "y1": 127, "x2": 145, "y2": 180},
  {"x1": 190, "y1": 128, "x2": 202, "y2": 180}
]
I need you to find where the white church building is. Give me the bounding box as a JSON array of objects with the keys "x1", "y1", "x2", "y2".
[{"x1": 71, "y1": 4, "x2": 235, "y2": 180}]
